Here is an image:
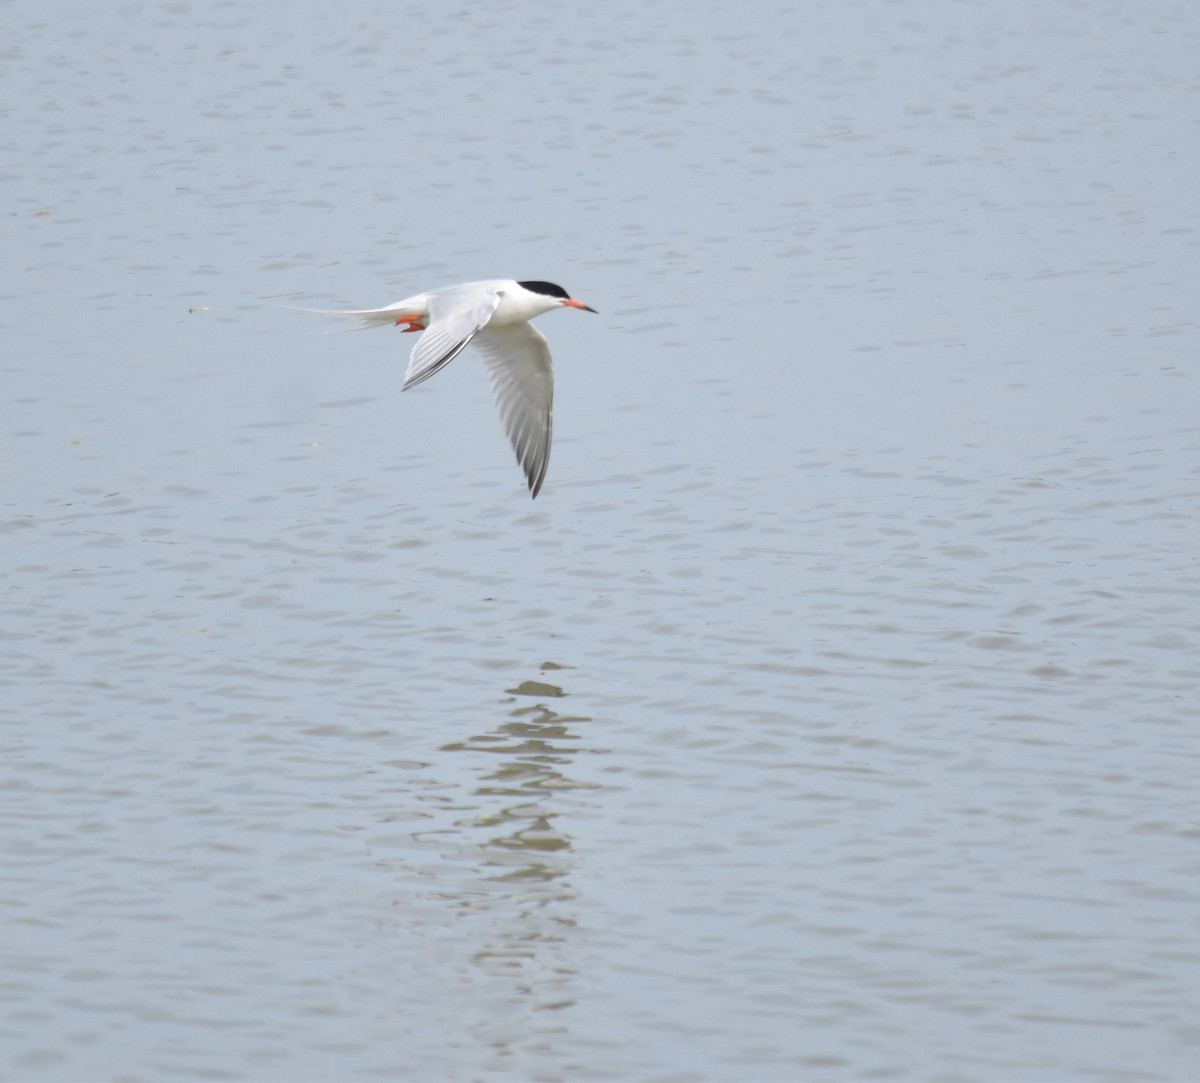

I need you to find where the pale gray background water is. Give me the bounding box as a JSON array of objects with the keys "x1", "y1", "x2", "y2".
[{"x1": 3, "y1": 1, "x2": 1199, "y2": 1080}]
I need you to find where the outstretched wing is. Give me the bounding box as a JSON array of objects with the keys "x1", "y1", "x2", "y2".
[
  {"x1": 402, "y1": 283, "x2": 502, "y2": 391},
  {"x1": 470, "y1": 321, "x2": 555, "y2": 498}
]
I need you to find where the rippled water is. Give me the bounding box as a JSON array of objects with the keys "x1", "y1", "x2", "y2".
[{"x1": 4, "y1": 1, "x2": 1200, "y2": 1080}]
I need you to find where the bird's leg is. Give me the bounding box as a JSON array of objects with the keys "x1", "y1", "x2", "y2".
[{"x1": 395, "y1": 315, "x2": 427, "y2": 333}]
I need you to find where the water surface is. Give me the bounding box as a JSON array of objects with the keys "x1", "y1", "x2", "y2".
[{"x1": 3, "y1": 1, "x2": 1199, "y2": 1079}]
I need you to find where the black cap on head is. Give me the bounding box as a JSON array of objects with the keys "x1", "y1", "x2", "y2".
[{"x1": 518, "y1": 280, "x2": 571, "y2": 300}]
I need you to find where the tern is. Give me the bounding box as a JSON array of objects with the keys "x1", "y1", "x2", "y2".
[{"x1": 335, "y1": 279, "x2": 596, "y2": 498}]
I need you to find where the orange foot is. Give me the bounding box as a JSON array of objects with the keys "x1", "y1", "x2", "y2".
[{"x1": 395, "y1": 315, "x2": 427, "y2": 333}]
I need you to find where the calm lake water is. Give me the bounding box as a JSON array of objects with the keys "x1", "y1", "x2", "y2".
[{"x1": 4, "y1": 1, "x2": 1200, "y2": 1080}]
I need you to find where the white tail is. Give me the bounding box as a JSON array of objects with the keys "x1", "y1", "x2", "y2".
[
  {"x1": 290, "y1": 290, "x2": 431, "y2": 333},
  {"x1": 284, "y1": 302, "x2": 421, "y2": 333}
]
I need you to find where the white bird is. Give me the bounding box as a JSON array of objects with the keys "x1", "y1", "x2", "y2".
[{"x1": 335, "y1": 279, "x2": 596, "y2": 498}]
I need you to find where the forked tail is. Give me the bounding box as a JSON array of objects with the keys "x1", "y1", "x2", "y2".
[{"x1": 286, "y1": 303, "x2": 420, "y2": 332}]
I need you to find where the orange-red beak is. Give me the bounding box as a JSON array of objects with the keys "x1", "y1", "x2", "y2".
[{"x1": 562, "y1": 297, "x2": 598, "y2": 313}]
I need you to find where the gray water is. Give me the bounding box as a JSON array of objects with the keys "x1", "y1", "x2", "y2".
[{"x1": 3, "y1": 1, "x2": 1199, "y2": 1080}]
